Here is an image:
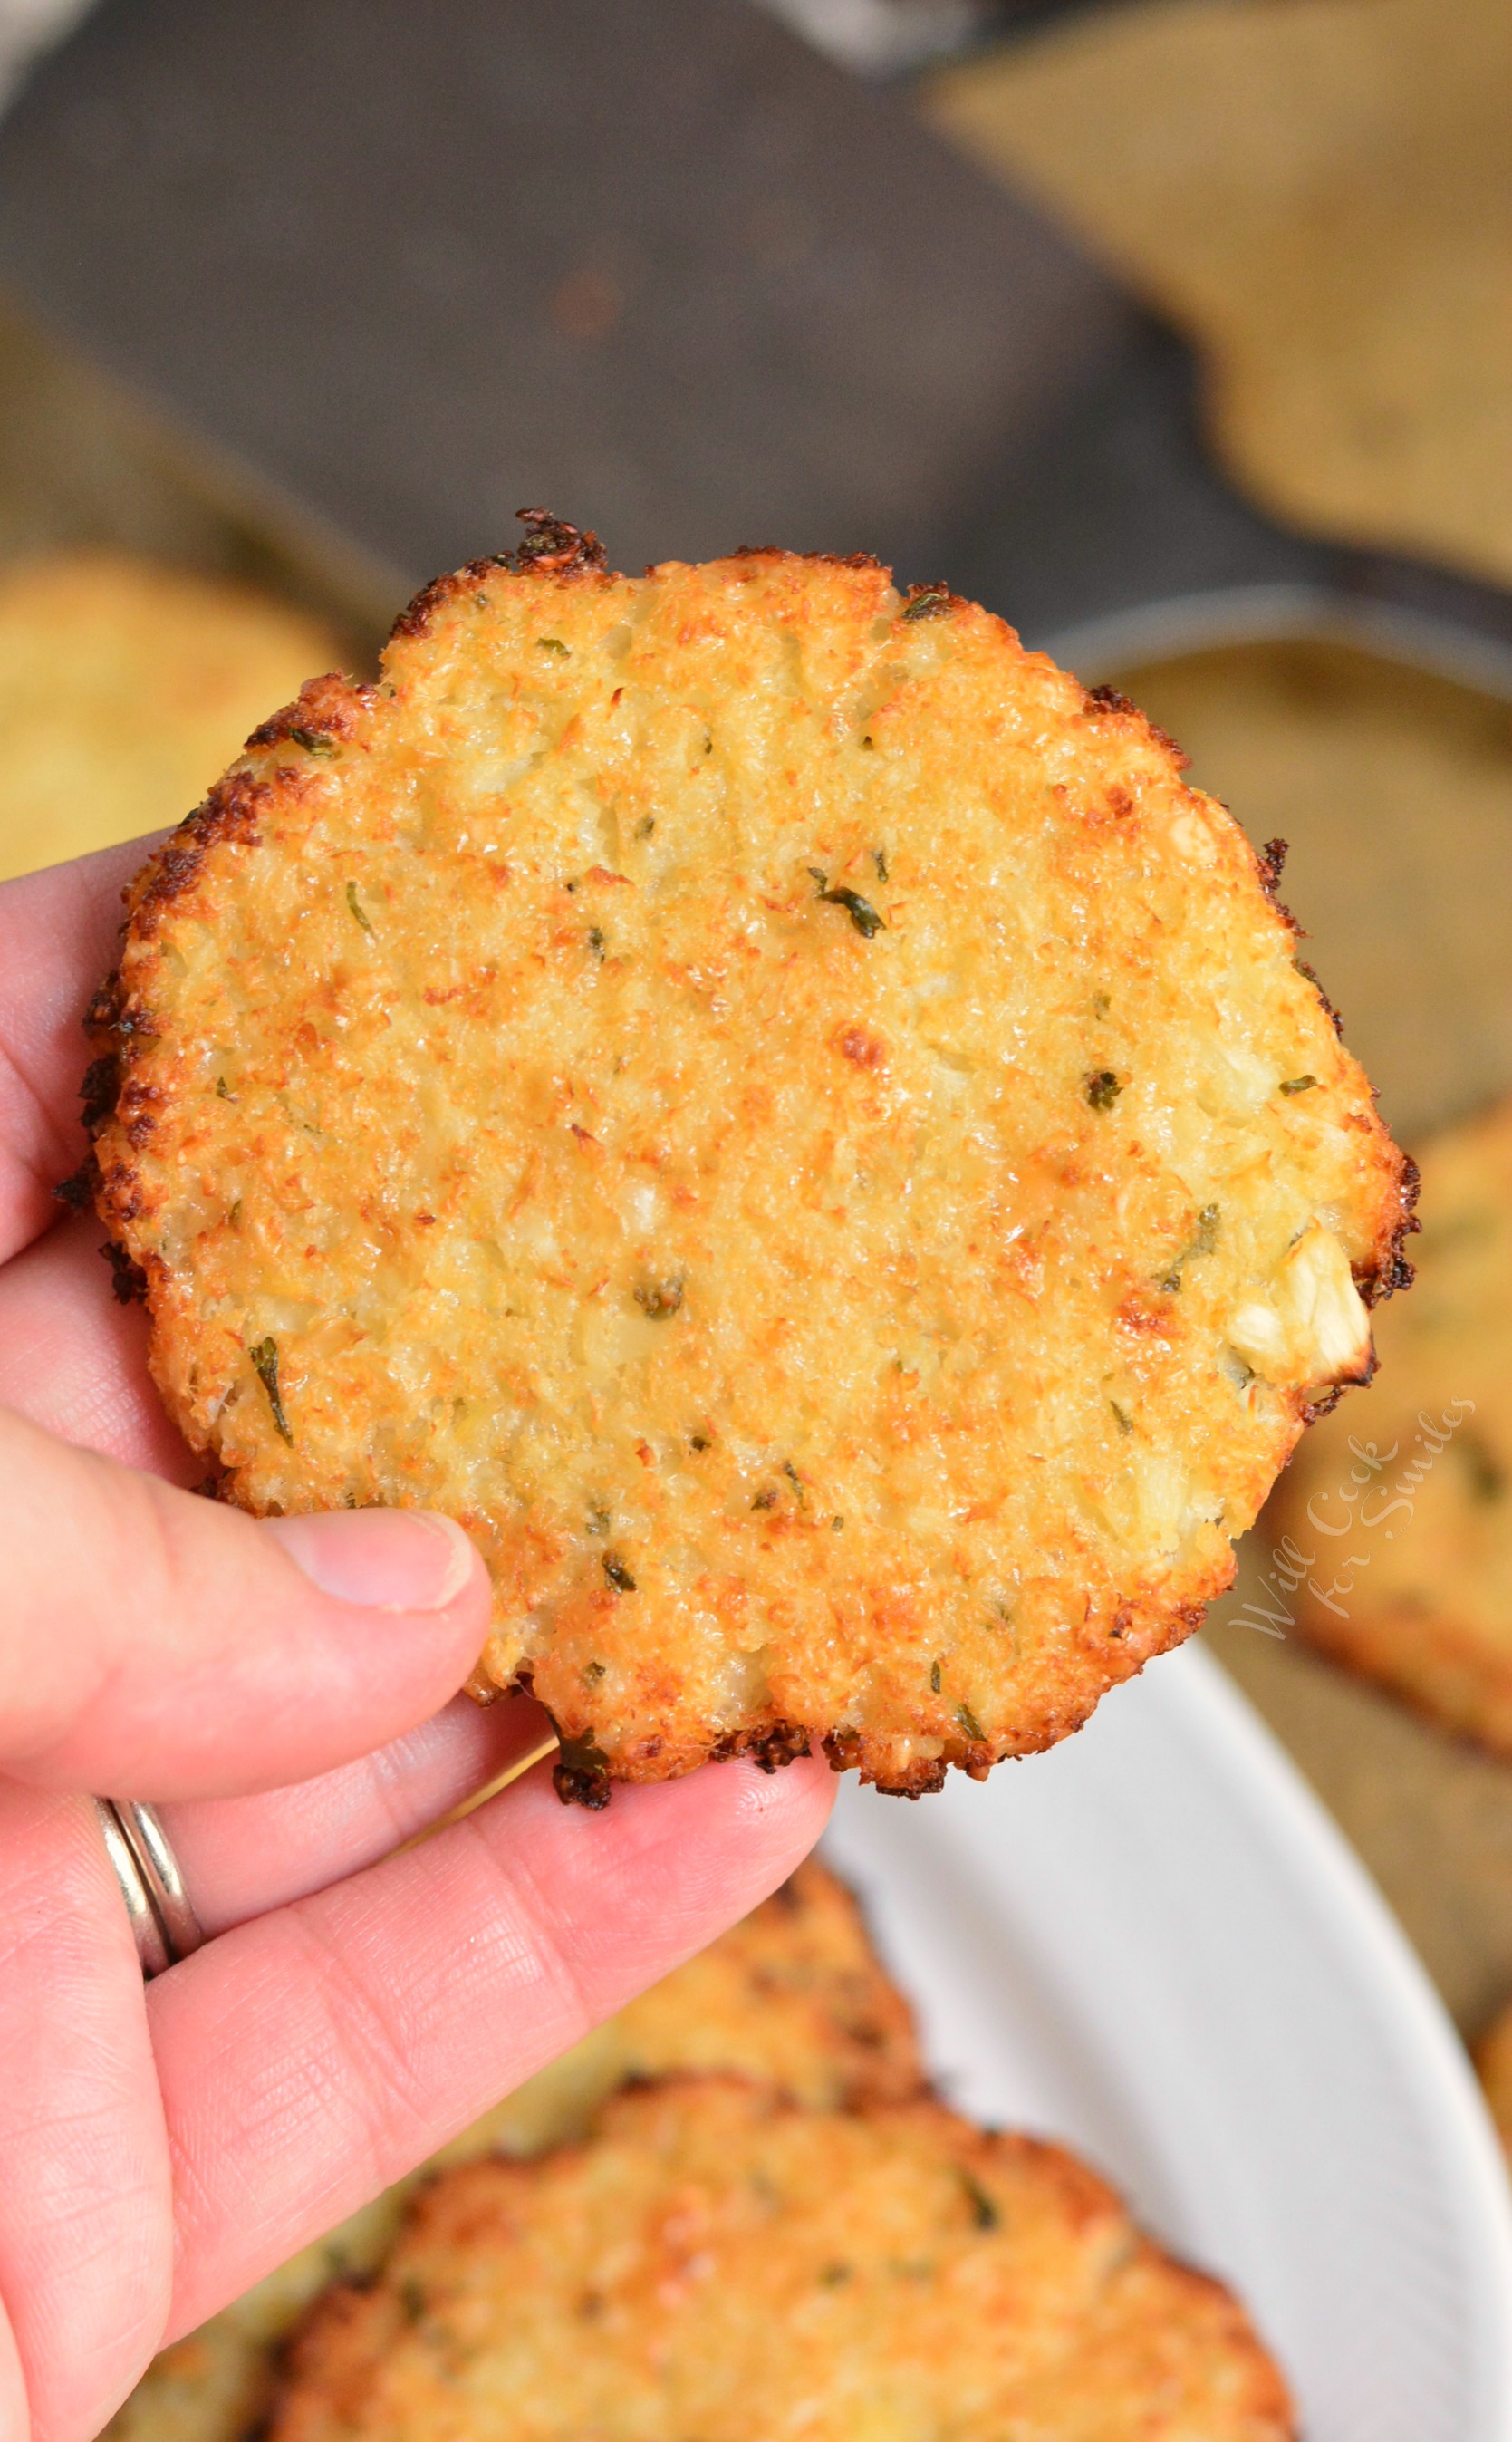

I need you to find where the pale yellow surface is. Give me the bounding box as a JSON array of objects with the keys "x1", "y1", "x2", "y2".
[
  {"x1": 929, "y1": 0, "x2": 1512, "y2": 587},
  {"x1": 0, "y1": 551, "x2": 343, "y2": 880},
  {"x1": 273, "y1": 2082, "x2": 1294, "y2": 2442},
  {"x1": 94, "y1": 550, "x2": 1405, "y2": 1794}
]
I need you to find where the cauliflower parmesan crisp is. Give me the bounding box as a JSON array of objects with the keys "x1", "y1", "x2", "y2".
[
  {"x1": 269, "y1": 2080, "x2": 1295, "y2": 2442},
  {"x1": 107, "y1": 1861, "x2": 920, "y2": 2442},
  {"x1": 82, "y1": 513, "x2": 1413, "y2": 1797}
]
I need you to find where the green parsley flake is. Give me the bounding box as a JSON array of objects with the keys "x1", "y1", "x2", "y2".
[
  {"x1": 1460, "y1": 1433, "x2": 1507, "y2": 1504},
  {"x1": 249, "y1": 1337, "x2": 294, "y2": 1443},
  {"x1": 959, "y1": 2170, "x2": 999, "y2": 2231},
  {"x1": 1160, "y1": 1203, "x2": 1220, "y2": 1293},
  {"x1": 399, "y1": 2277, "x2": 428, "y2": 2325},
  {"x1": 807, "y1": 869, "x2": 885, "y2": 938}
]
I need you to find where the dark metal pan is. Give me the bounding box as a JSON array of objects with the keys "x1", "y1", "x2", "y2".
[{"x1": 0, "y1": 0, "x2": 1505, "y2": 701}]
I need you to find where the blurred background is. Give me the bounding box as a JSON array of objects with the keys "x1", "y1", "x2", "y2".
[{"x1": 1, "y1": 0, "x2": 1509, "y2": 2134}]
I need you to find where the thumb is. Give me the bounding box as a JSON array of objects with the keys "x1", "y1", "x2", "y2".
[{"x1": 0, "y1": 1406, "x2": 494, "y2": 1800}]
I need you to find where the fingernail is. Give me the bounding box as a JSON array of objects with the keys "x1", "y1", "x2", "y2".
[{"x1": 264, "y1": 1511, "x2": 477, "y2": 1611}]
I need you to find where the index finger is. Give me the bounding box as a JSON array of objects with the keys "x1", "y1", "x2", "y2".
[
  {"x1": 150, "y1": 1750, "x2": 835, "y2": 2341},
  {"x1": 0, "y1": 833, "x2": 164, "y2": 1265}
]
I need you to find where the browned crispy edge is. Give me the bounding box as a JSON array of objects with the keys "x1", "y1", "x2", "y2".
[
  {"x1": 1074, "y1": 696, "x2": 1418, "y2": 1308},
  {"x1": 66, "y1": 515, "x2": 1419, "y2": 1804},
  {"x1": 270, "y1": 2080, "x2": 1295, "y2": 2441}
]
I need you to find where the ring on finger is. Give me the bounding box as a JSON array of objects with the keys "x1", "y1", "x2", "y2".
[{"x1": 95, "y1": 1798, "x2": 206, "y2": 1978}]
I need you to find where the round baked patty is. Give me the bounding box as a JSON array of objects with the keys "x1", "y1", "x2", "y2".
[
  {"x1": 268, "y1": 2080, "x2": 1295, "y2": 2442},
  {"x1": 82, "y1": 515, "x2": 1413, "y2": 1796}
]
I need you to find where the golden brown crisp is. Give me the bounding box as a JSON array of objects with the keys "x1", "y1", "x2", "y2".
[
  {"x1": 107, "y1": 1860, "x2": 920, "y2": 2442},
  {"x1": 1267, "y1": 1090, "x2": 1512, "y2": 1751},
  {"x1": 0, "y1": 550, "x2": 344, "y2": 881},
  {"x1": 270, "y1": 2079, "x2": 1295, "y2": 2442},
  {"x1": 84, "y1": 515, "x2": 1411, "y2": 1794}
]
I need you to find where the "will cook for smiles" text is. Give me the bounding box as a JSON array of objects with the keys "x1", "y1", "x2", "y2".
[{"x1": 1228, "y1": 1402, "x2": 1477, "y2": 1636}]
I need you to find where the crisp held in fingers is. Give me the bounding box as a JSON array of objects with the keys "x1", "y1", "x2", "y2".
[{"x1": 81, "y1": 515, "x2": 1413, "y2": 1800}]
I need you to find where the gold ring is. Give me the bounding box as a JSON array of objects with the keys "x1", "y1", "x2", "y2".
[{"x1": 95, "y1": 1799, "x2": 206, "y2": 1977}]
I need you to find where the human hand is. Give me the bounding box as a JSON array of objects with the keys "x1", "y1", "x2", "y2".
[{"x1": 0, "y1": 838, "x2": 834, "y2": 2442}]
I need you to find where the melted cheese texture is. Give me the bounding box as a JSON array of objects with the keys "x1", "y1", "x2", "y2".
[{"x1": 92, "y1": 545, "x2": 1409, "y2": 1790}]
